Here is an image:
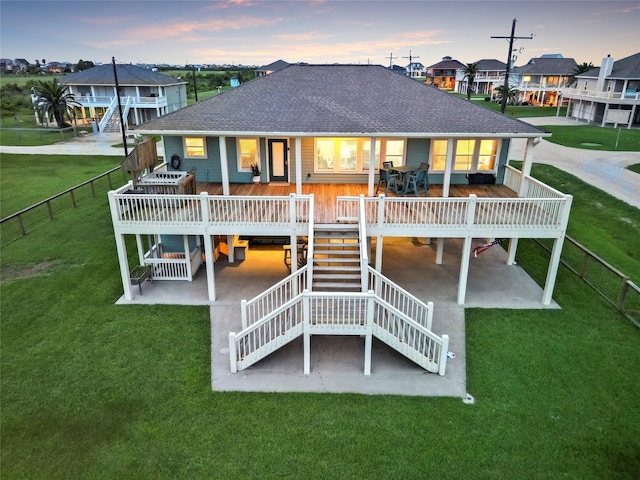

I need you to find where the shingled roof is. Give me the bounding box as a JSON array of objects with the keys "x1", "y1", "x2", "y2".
[
  {"x1": 578, "y1": 52, "x2": 640, "y2": 80},
  {"x1": 135, "y1": 64, "x2": 544, "y2": 137},
  {"x1": 514, "y1": 57, "x2": 578, "y2": 75},
  {"x1": 61, "y1": 64, "x2": 186, "y2": 86}
]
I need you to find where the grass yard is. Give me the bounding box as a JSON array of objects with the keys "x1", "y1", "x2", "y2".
[
  {"x1": 0, "y1": 127, "x2": 81, "y2": 147},
  {"x1": 0, "y1": 154, "x2": 124, "y2": 217},
  {"x1": 1, "y1": 161, "x2": 639, "y2": 478},
  {"x1": 539, "y1": 125, "x2": 640, "y2": 151},
  {"x1": 626, "y1": 163, "x2": 640, "y2": 174},
  {"x1": 510, "y1": 162, "x2": 640, "y2": 283}
]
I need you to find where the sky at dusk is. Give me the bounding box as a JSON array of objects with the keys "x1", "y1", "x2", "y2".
[{"x1": 1, "y1": 0, "x2": 639, "y2": 69}]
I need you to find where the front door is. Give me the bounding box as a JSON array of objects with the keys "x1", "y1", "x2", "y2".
[{"x1": 268, "y1": 139, "x2": 288, "y2": 182}]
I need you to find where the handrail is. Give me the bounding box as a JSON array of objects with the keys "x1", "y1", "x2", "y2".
[
  {"x1": 367, "y1": 266, "x2": 434, "y2": 330},
  {"x1": 241, "y1": 266, "x2": 307, "y2": 329},
  {"x1": 99, "y1": 97, "x2": 118, "y2": 132},
  {"x1": 229, "y1": 287, "x2": 448, "y2": 375},
  {"x1": 306, "y1": 195, "x2": 315, "y2": 291}
]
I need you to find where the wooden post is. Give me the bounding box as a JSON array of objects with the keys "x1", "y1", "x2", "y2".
[
  {"x1": 368, "y1": 136, "x2": 376, "y2": 197},
  {"x1": 295, "y1": 137, "x2": 302, "y2": 195},
  {"x1": 219, "y1": 136, "x2": 230, "y2": 196}
]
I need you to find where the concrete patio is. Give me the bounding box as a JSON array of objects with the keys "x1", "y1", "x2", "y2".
[{"x1": 116, "y1": 236, "x2": 558, "y2": 397}]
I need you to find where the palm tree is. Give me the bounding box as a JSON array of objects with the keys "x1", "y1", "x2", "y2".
[
  {"x1": 463, "y1": 62, "x2": 480, "y2": 100},
  {"x1": 32, "y1": 78, "x2": 81, "y2": 128},
  {"x1": 569, "y1": 62, "x2": 594, "y2": 86},
  {"x1": 494, "y1": 84, "x2": 520, "y2": 107}
]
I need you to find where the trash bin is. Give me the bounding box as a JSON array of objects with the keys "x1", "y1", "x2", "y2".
[
  {"x1": 234, "y1": 240, "x2": 248, "y2": 261},
  {"x1": 91, "y1": 121, "x2": 98, "y2": 133}
]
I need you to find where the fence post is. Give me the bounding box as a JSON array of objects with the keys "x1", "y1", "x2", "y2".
[
  {"x1": 70, "y1": 189, "x2": 76, "y2": 207},
  {"x1": 241, "y1": 299, "x2": 248, "y2": 330},
  {"x1": 617, "y1": 276, "x2": 631, "y2": 311},
  {"x1": 46, "y1": 200, "x2": 54, "y2": 220},
  {"x1": 17, "y1": 214, "x2": 25, "y2": 236}
]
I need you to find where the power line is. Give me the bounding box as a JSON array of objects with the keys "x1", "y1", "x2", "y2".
[
  {"x1": 403, "y1": 50, "x2": 420, "y2": 77},
  {"x1": 491, "y1": 18, "x2": 533, "y2": 114}
]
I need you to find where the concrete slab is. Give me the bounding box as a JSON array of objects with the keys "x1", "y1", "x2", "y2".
[{"x1": 115, "y1": 237, "x2": 557, "y2": 397}]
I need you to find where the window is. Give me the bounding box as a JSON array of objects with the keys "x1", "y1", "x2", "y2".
[
  {"x1": 184, "y1": 137, "x2": 206, "y2": 158},
  {"x1": 237, "y1": 138, "x2": 259, "y2": 171},
  {"x1": 430, "y1": 139, "x2": 498, "y2": 172},
  {"x1": 314, "y1": 138, "x2": 404, "y2": 173}
]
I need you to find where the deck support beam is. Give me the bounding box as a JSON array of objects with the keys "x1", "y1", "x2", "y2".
[
  {"x1": 295, "y1": 137, "x2": 302, "y2": 195},
  {"x1": 457, "y1": 236, "x2": 472, "y2": 305},
  {"x1": 367, "y1": 136, "x2": 376, "y2": 197},
  {"x1": 203, "y1": 234, "x2": 216, "y2": 301},
  {"x1": 442, "y1": 138, "x2": 454, "y2": 197},
  {"x1": 436, "y1": 238, "x2": 444, "y2": 264},
  {"x1": 506, "y1": 238, "x2": 518, "y2": 265},
  {"x1": 542, "y1": 236, "x2": 564, "y2": 305},
  {"x1": 115, "y1": 233, "x2": 133, "y2": 301},
  {"x1": 219, "y1": 136, "x2": 230, "y2": 196}
]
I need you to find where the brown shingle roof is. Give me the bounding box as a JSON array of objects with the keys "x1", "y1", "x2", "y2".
[
  {"x1": 135, "y1": 64, "x2": 543, "y2": 137},
  {"x1": 61, "y1": 64, "x2": 186, "y2": 86}
]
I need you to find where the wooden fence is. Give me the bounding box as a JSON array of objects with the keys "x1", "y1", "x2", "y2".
[
  {"x1": 0, "y1": 167, "x2": 126, "y2": 246},
  {"x1": 535, "y1": 237, "x2": 640, "y2": 327}
]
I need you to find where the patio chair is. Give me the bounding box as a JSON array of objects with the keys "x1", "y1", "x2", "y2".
[
  {"x1": 383, "y1": 161, "x2": 394, "y2": 169},
  {"x1": 376, "y1": 168, "x2": 399, "y2": 195},
  {"x1": 404, "y1": 168, "x2": 429, "y2": 196}
]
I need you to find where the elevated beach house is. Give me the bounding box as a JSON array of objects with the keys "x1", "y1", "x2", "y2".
[
  {"x1": 109, "y1": 64, "x2": 572, "y2": 375},
  {"x1": 60, "y1": 63, "x2": 187, "y2": 133}
]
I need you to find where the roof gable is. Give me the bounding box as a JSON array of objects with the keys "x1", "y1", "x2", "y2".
[
  {"x1": 136, "y1": 64, "x2": 543, "y2": 137},
  {"x1": 514, "y1": 57, "x2": 578, "y2": 75},
  {"x1": 61, "y1": 64, "x2": 187, "y2": 86},
  {"x1": 578, "y1": 52, "x2": 640, "y2": 80}
]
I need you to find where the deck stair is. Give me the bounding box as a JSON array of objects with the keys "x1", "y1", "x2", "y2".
[{"x1": 311, "y1": 223, "x2": 361, "y2": 292}]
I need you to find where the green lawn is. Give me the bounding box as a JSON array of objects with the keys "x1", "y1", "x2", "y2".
[
  {"x1": 626, "y1": 163, "x2": 640, "y2": 174},
  {"x1": 0, "y1": 127, "x2": 82, "y2": 146},
  {"x1": 1, "y1": 161, "x2": 639, "y2": 478},
  {"x1": 0, "y1": 154, "x2": 124, "y2": 217},
  {"x1": 539, "y1": 125, "x2": 640, "y2": 151}
]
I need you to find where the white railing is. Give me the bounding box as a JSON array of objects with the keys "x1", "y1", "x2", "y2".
[
  {"x1": 145, "y1": 257, "x2": 189, "y2": 280},
  {"x1": 519, "y1": 175, "x2": 566, "y2": 200},
  {"x1": 109, "y1": 191, "x2": 312, "y2": 232},
  {"x1": 229, "y1": 289, "x2": 448, "y2": 375},
  {"x1": 503, "y1": 165, "x2": 522, "y2": 193},
  {"x1": 337, "y1": 195, "x2": 378, "y2": 223},
  {"x1": 372, "y1": 297, "x2": 448, "y2": 375},
  {"x1": 241, "y1": 266, "x2": 308, "y2": 329},
  {"x1": 306, "y1": 195, "x2": 315, "y2": 289},
  {"x1": 367, "y1": 266, "x2": 434, "y2": 331},
  {"x1": 561, "y1": 87, "x2": 640, "y2": 101},
  {"x1": 378, "y1": 197, "x2": 470, "y2": 228},
  {"x1": 76, "y1": 95, "x2": 169, "y2": 108},
  {"x1": 230, "y1": 296, "x2": 304, "y2": 373},
  {"x1": 111, "y1": 193, "x2": 203, "y2": 226},
  {"x1": 98, "y1": 97, "x2": 118, "y2": 132},
  {"x1": 474, "y1": 197, "x2": 565, "y2": 228}
]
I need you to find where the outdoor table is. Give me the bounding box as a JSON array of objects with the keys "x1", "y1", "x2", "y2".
[{"x1": 389, "y1": 166, "x2": 419, "y2": 194}]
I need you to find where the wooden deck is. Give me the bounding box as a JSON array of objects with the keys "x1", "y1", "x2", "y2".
[{"x1": 195, "y1": 182, "x2": 516, "y2": 224}]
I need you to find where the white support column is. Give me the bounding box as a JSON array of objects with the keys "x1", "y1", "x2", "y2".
[
  {"x1": 135, "y1": 234, "x2": 145, "y2": 265},
  {"x1": 290, "y1": 193, "x2": 298, "y2": 273},
  {"x1": 601, "y1": 104, "x2": 609, "y2": 127},
  {"x1": 542, "y1": 237, "x2": 564, "y2": 305},
  {"x1": 629, "y1": 104, "x2": 638, "y2": 130},
  {"x1": 457, "y1": 236, "x2": 472, "y2": 305},
  {"x1": 219, "y1": 136, "x2": 230, "y2": 196},
  {"x1": 436, "y1": 238, "x2": 444, "y2": 264},
  {"x1": 203, "y1": 234, "x2": 216, "y2": 301},
  {"x1": 295, "y1": 137, "x2": 302, "y2": 195},
  {"x1": 506, "y1": 238, "x2": 519, "y2": 265},
  {"x1": 184, "y1": 235, "x2": 193, "y2": 280},
  {"x1": 442, "y1": 138, "x2": 454, "y2": 197},
  {"x1": 227, "y1": 235, "x2": 235, "y2": 263},
  {"x1": 115, "y1": 233, "x2": 133, "y2": 301},
  {"x1": 367, "y1": 136, "x2": 376, "y2": 197},
  {"x1": 519, "y1": 137, "x2": 536, "y2": 191},
  {"x1": 303, "y1": 291, "x2": 311, "y2": 375},
  {"x1": 375, "y1": 236, "x2": 383, "y2": 272},
  {"x1": 375, "y1": 194, "x2": 385, "y2": 271},
  {"x1": 364, "y1": 291, "x2": 375, "y2": 376}
]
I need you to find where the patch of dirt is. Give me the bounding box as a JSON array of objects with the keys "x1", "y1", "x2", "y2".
[{"x1": 1, "y1": 261, "x2": 58, "y2": 283}]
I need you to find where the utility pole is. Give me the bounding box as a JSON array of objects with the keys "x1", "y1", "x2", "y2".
[
  {"x1": 386, "y1": 52, "x2": 396, "y2": 68},
  {"x1": 112, "y1": 56, "x2": 128, "y2": 157},
  {"x1": 403, "y1": 50, "x2": 419, "y2": 77},
  {"x1": 491, "y1": 19, "x2": 533, "y2": 114},
  {"x1": 192, "y1": 65, "x2": 198, "y2": 102}
]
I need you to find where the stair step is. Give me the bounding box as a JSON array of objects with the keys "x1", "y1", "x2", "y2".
[
  {"x1": 314, "y1": 223, "x2": 359, "y2": 231},
  {"x1": 313, "y1": 273, "x2": 361, "y2": 280},
  {"x1": 312, "y1": 282, "x2": 362, "y2": 290},
  {"x1": 313, "y1": 249, "x2": 359, "y2": 256},
  {"x1": 313, "y1": 265, "x2": 361, "y2": 272}
]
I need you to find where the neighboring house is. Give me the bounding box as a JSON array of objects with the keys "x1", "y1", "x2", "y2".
[
  {"x1": 60, "y1": 63, "x2": 188, "y2": 133},
  {"x1": 1, "y1": 58, "x2": 13, "y2": 73},
  {"x1": 559, "y1": 52, "x2": 640, "y2": 128},
  {"x1": 13, "y1": 58, "x2": 30, "y2": 72},
  {"x1": 425, "y1": 56, "x2": 466, "y2": 89},
  {"x1": 255, "y1": 59, "x2": 290, "y2": 76},
  {"x1": 455, "y1": 59, "x2": 507, "y2": 96},
  {"x1": 510, "y1": 55, "x2": 577, "y2": 107},
  {"x1": 406, "y1": 62, "x2": 426, "y2": 78},
  {"x1": 111, "y1": 64, "x2": 572, "y2": 375}
]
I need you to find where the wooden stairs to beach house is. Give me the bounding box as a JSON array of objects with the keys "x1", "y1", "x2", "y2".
[{"x1": 312, "y1": 224, "x2": 362, "y2": 292}]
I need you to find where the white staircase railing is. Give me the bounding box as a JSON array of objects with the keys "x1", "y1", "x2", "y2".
[
  {"x1": 367, "y1": 266, "x2": 434, "y2": 331},
  {"x1": 229, "y1": 289, "x2": 448, "y2": 375},
  {"x1": 358, "y1": 195, "x2": 369, "y2": 292},
  {"x1": 98, "y1": 97, "x2": 118, "y2": 133}
]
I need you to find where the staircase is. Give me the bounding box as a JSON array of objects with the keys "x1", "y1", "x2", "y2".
[{"x1": 311, "y1": 224, "x2": 362, "y2": 292}]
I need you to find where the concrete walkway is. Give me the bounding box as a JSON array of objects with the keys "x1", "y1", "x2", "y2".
[{"x1": 511, "y1": 117, "x2": 640, "y2": 209}]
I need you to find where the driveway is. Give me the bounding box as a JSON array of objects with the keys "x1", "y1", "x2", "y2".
[{"x1": 509, "y1": 117, "x2": 640, "y2": 209}]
